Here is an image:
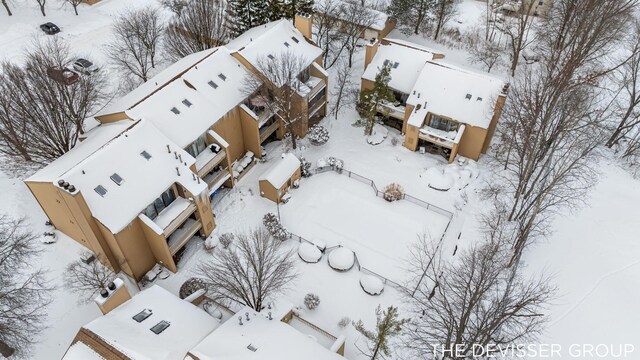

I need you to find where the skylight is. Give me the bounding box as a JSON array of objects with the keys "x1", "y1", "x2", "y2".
[
  {"x1": 182, "y1": 99, "x2": 192, "y2": 107},
  {"x1": 383, "y1": 59, "x2": 390, "y2": 66},
  {"x1": 247, "y1": 344, "x2": 258, "y2": 352},
  {"x1": 267, "y1": 54, "x2": 275, "y2": 60},
  {"x1": 291, "y1": 36, "x2": 299, "y2": 43},
  {"x1": 150, "y1": 320, "x2": 170, "y2": 334},
  {"x1": 140, "y1": 151, "x2": 152, "y2": 160},
  {"x1": 284, "y1": 41, "x2": 290, "y2": 47},
  {"x1": 218, "y1": 73, "x2": 227, "y2": 81},
  {"x1": 393, "y1": 62, "x2": 399, "y2": 69},
  {"x1": 477, "y1": 97, "x2": 483, "y2": 101},
  {"x1": 170, "y1": 107, "x2": 180, "y2": 114},
  {"x1": 465, "y1": 94, "x2": 472, "y2": 100},
  {"x1": 94, "y1": 185, "x2": 107, "y2": 197},
  {"x1": 110, "y1": 173, "x2": 124, "y2": 186},
  {"x1": 133, "y1": 309, "x2": 152, "y2": 323},
  {"x1": 208, "y1": 80, "x2": 218, "y2": 89}
]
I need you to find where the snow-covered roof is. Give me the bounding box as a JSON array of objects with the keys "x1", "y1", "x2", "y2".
[
  {"x1": 56, "y1": 120, "x2": 207, "y2": 233},
  {"x1": 62, "y1": 342, "x2": 105, "y2": 360},
  {"x1": 362, "y1": 42, "x2": 435, "y2": 94},
  {"x1": 188, "y1": 306, "x2": 344, "y2": 360},
  {"x1": 97, "y1": 49, "x2": 217, "y2": 117},
  {"x1": 84, "y1": 285, "x2": 219, "y2": 360},
  {"x1": 26, "y1": 120, "x2": 135, "y2": 183},
  {"x1": 227, "y1": 20, "x2": 322, "y2": 76},
  {"x1": 314, "y1": 0, "x2": 389, "y2": 31},
  {"x1": 407, "y1": 61, "x2": 505, "y2": 129},
  {"x1": 259, "y1": 153, "x2": 300, "y2": 188}
]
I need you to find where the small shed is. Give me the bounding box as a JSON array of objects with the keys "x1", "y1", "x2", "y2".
[{"x1": 259, "y1": 153, "x2": 302, "y2": 203}]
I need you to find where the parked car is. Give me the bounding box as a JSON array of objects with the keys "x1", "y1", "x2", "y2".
[
  {"x1": 40, "y1": 22, "x2": 60, "y2": 35},
  {"x1": 47, "y1": 67, "x2": 79, "y2": 85},
  {"x1": 72, "y1": 58, "x2": 98, "y2": 75}
]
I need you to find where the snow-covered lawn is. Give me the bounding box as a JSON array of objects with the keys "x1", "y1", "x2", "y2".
[{"x1": 280, "y1": 172, "x2": 450, "y2": 283}]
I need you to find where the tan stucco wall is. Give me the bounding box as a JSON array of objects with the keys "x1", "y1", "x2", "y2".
[
  {"x1": 95, "y1": 111, "x2": 130, "y2": 124},
  {"x1": 457, "y1": 125, "x2": 488, "y2": 161},
  {"x1": 259, "y1": 168, "x2": 302, "y2": 203},
  {"x1": 238, "y1": 107, "x2": 262, "y2": 159},
  {"x1": 482, "y1": 94, "x2": 506, "y2": 153},
  {"x1": 213, "y1": 109, "x2": 247, "y2": 163},
  {"x1": 97, "y1": 220, "x2": 157, "y2": 281}
]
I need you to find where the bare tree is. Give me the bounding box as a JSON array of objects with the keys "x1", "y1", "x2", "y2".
[
  {"x1": 243, "y1": 52, "x2": 311, "y2": 150},
  {"x1": 497, "y1": 0, "x2": 538, "y2": 76},
  {"x1": 164, "y1": 0, "x2": 228, "y2": 61},
  {"x1": 331, "y1": 59, "x2": 357, "y2": 119},
  {"x1": 197, "y1": 227, "x2": 298, "y2": 311},
  {"x1": 466, "y1": 26, "x2": 505, "y2": 73},
  {"x1": 35, "y1": 0, "x2": 45, "y2": 16},
  {"x1": 432, "y1": 0, "x2": 458, "y2": 40},
  {"x1": 65, "y1": 253, "x2": 117, "y2": 304},
  {"x1": 494, "y1": 0, "x2": 638, "y2": 265},
  {"x1": 353, "y1": 305, "x2": 408, "y2": 360},
  {"x1": 388, "y1": 0, "x2": 433, "y2": 36},
  {"x1": 404, "y1": 232, "x2": 555, "y2": 359},
  {"x1": 63, "y1": 0, "x2": 83, "y2": 15},
  {"x1": 340, "y1": 0, "x2": 379, "y2": 67},
  {"x1": 159, "y1": 0, "x2": 187, "y2": 15},
  {"x1": 0, "y1": 38, "x2": 108, "y2": 164},
  {"x1": 107, "y1": 7, "x2": 165, "y2": 83},
  {"x1": 0, "y1": 215, "x2": 52, "y2": 359},
  {"x1": 313, "y1": 0, "x2": 347, "y2": 69},
  {"x1": 2, "y1": 0, "x2": 12, "y2": 16}
]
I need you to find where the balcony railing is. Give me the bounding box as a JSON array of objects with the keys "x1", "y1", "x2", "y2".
[
  {"x1": 378, "y1": 101, "x2": 406, "y2": 120},
  {"x1": 260, "y1": 120, "x2": 279, "y2": 143},
  {"x1": 196, "y1": 149, "x2": 227, "y2": 178},
  {"x1": 418, "y1": 124, "x2": 466, "y2": 150},
  {"x1": 167, "y1": 218, "x2": 202, "y2": 255},
  {"x1": 204, "y1": 168, "x2": 232, "y2": 192},
  {"x1": 308, "y1": 96, "x2": 326, "y2": 117},
  {"x1": 307, "y1": 77, "x2": 326, "y2": 99},
  {"x1": 152, "y1": 197, "x2": 198, "y2": 237}
]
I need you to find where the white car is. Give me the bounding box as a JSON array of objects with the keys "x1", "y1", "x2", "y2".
[{"x1": 72, "y1": 58, "x2": 98, "y2": 75}]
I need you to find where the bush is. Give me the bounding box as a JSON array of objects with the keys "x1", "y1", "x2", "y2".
[
  {"x1": 219, "y1": 233, "x2": 234, "y2": 249},
  {"x1": 304, "y1": 293, "x2": 320, "y2": 310},
  {"x1": 327, "y1": 156, "x2": 344, "y2": 170},
  {"x1": 179, "y1": 277, "x2": 207, "y2": 299},
  {"x1": 390, "y1": 136, "x2": 399, "y2": 146},
  {"x1": 338, "y1": 316, "x2": 351, "y2": 328},
  {"x1": 204, "y1": 234, "x2": 218, "y2": 252},
  {"x1": 308, "y1": 125, "x2": 329, "y2": 145},
  {"x1": 383, "y1": 183, "x2": 404, "y2": 202},
  {"x1": 262, "y1": 213, "x2": 290, "y2": 241},
  {"x1": 300, "y1": 157, "x2": 312, "y2": 177}
]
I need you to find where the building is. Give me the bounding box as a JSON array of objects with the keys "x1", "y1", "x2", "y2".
[
  {"x1": 314, "y1": 0, "x2": 396, "y2": 40},
  {"x1": 259, "y1": 153, "x2": 302, "y2": 203},
  {"x1": 63, "y1": 284, "x2": 346, "y2": 360},
  {"x1": 25, "y1": 18, "x2": 328, "y2": 281},
  {"x1": 492, "y1": 0, "x2": 553, "y2": 17},
  {"x1": 361, "y1": 38, "x2": 507, "y2": 163}
]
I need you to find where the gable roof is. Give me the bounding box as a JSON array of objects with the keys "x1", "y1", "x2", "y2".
[{"x1": 259, "y1": 153, "x2": 301, "y2": 188}]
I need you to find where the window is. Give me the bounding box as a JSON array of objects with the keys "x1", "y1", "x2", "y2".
[
  {"x1": 429, "y1": 115, "x2": 458, "y2": 132},
  {"x1": 208, "y1": 80, "x2": 218, "y2": 89},
  {"x1": 218, "y1": 73, "x2": 227, "y2": 81},
  {"x1": 150, "y1": 320, "x2": 170, "y2": 334},
  {"x1": 297, "y1": 67, "x2": 310, "y2": 83},
  {"x1": 170, "y1": 107, "x2": 180, "y2": 115},
  {"x1": 133, "y1": 309, "x2": 152, "y2": 323},
  {"x1": 185, "y1": 133, "x2": 208, "y2": 158},
  {"x1": 393, "y1": 91, "x2": 408, "y2": 106},
  {"x1": 94, "y1": 185, "x2": 107, "y2": 197},
  {"x1": 143, "y1": 188, "x2": 176, "y2": 220},
  {"x1": 182, "y1": 99, "x2": 192, "y2": 107},
  {"x1": 110, "y1": 173, "x2": 124, "y2": 186},
  {"x1": 140, "y1": 151, "x2": 152, "y2": 160}
]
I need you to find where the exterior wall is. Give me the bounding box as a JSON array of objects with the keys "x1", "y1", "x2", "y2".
[
  {"x1": 364, "y1": 40, "x2": 380, "y2": 70},
  {"x1": 238, "y1": 107, "x2": 262, "y2": 159},
  {"x1": 457, "y1": 125, "x2": 488, "y2": 161},
  {"x1": 259, "y1": 168, "x2": 302, "y2": 203},
  {"x1": 294, "y1": 15, "x2": 313, "y2": 40},
  {"x1": 95, "y1": 111, "x2": 130, "y2": 123},
  {"x1": 138, "y1": 216, "x2": 177, "y2": 273},
  {"x1": 99, "y1": 220, "x2": 157, "y2": 282},
  {"x1": 403, "y1": 125, "x2": 419, "y2": 151},
  {"x1": 481, "y1": 94, "x2": 506, "y2": 153},
  {"x1": 65, "y1": 329, "x2": 130, "y2": 360},
  {"x1": 360, "y1": 78, "x2": 374, "y2": 94},
  {"x1": 379, "y1": 19, "x2": 397, "y2": 39},
  {"x1": 212, "y1": 109, "x2": 247, "y2": 163}
]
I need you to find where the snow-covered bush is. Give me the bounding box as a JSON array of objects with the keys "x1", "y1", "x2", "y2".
[
  {"x1": 179, "y1": 278, "x2": 208, "y2": 299},
  {"x1": 298, "y1": 242, "x2": 322, "y2": 263},
  {"x1": 328, "y1": 247, "x2": 355, "y2": 271},
  {"x1": 219, "y1": 233, "x2": 234, "y2": 249},
  {"x1": 327, "y1": 156, "x2": 344, "y2": 170},
  {"x1": 308, "y1": 125, "x2": 329, "y2": 145},
  {"x1": 338, "y1": 316, "x2": 351, "y2": 328},
  {"x1": 367, "y1": 124, "x2": 388, "y2": 145},
  {"x1": 262, "y1": 213, "x2": 290, "y2": 241},
  {"x1": 300, "y1": 157, "x2": 312, "y2": 177},
  {"x1": 204, "y1": 234, "x2": 218, "y2": 252},
  {"x1": 360, "y1": 275, "x2": 384, "y2": 295},
  {"x1": 383, "y1": 183, "x2": 404, "y2": 202},
  {"x1": 304, "y1": 293, "x2": 321, "y2": 310}
]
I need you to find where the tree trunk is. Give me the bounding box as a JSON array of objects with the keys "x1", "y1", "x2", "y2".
[
  {"x1": 0, "y1": 339, "x2": 15, "y2": 358},
  {"x1": 2, "y1": 0, "x2": 12, "y2": 16},
  {"x1": 73, "y1": 4, "x2": 78, "y2": 16},
  {"x1": 39, "y1": 3, "x2": 46, "y2": 16}
]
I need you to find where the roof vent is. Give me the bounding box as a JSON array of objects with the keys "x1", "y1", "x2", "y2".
[
  {"x1": 393, "y1": 62, "x2": 399, "y2": 69},
  {"x1": 465, "y1": 94, "x2": 472, "y2": 100},
  {"x1": 218, "y1": 73, "x2": 227, "y2": 81},
  {"x1": 133, "y1": 309, "x2": 153, "y2": 323},
  {"x1": 170, "y1": 107, "x2": 180, "y2": 114},
  {"x1": 477, "y1": 96, "x2": 483, "y2": 101},
  {"x1": 208, "y1": 80, "x2": 218, "y2": 89},
  {"x1": 150, "y1": 320, "x2": 170, "y2": 334},
  {"x1": 110, "y1": 173, "x2": 124, "y2": 186},
  {"x1": 58, "y1": 179, "x2": 65, "y2": 187},
  {"x1": 247, "y1": 344, "x2": 258, "y2": 352},
  {"x1": 182, "y1": 99, "x2": 192, "y2": 107},
  {"x1": 140, "y1": 150, "x2": 152, "y2": 160},
  {"x1": 68, "y1": 185, "x2": 76, "y2": 192},
  {"x1": 94, "y1": 185, "x2": 107, "y2": 197}
]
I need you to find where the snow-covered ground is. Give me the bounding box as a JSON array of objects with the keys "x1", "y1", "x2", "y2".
[{"x1": 1, "y1": 0, "x2": 640, "y2": 359}]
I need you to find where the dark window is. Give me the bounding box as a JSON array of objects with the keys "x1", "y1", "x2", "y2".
[
  {"x1": 429, "y1": 115, "x2": 458, "y2": 132},
  {"x1": 150, "y1": 320, "x2": 170, "y2": 334},
  {"x1": 393, "y1": 91, "x2": 408, "y2": 106},
  {"x1": 144, "y1": 188, "x2": 176, "y2": 220},
  {"x1": 185, "y1": 133, "x2": 207, "y2": 158},
  {"x1": 310, "y1": 87, "x2": 325, "y2": 106},
  {"x1": 284, "y1": 42, "x2": 290, "y2": 47},
  {"x1": 133, "y1": 309, "x2": 152, "y2": 323}
]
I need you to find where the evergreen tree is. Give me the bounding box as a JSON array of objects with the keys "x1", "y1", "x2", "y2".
[
  {"x1": 358, "y1": 63, "x2": 395, "y2": 136},
  {"x1": 227, "y1": 0, "x2": 270, "y2": 37},
  {"x1": 353, "y1": 305, "x2": 408, "y2": 360},
  {"x1": 388, "y1": 0, "x2": 434, "y2": 35},
  {"x1": 270, "y1": 0, "x2": 314, "y2": 21}
]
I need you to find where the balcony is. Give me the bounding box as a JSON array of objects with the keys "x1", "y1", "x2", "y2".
[
  {"x1": 307, "y1": 76, "x2": 326, "y2": 99},
  {"x1": 152, "y1": 197, "x2": 198, "y2": 237},
  {"x1": 378, "y1": 101, "x2": 406, "y2": 120},
  {"x1": 196, "y1": 148, "x2": 227, "y2": 178},
  {"x1": 167, "y1": 218, "x2": 202, "y2": 255},
  {"x1": 418, "y1": 124, "x2": 466, "y2": 149},
  {"x1": 308, "y1": 95, "x2": 326, "y2": 117},
  {"x1": 203, "y1": 168, "x2": 231, "y2": 192},
  {"x1": 260, "y1": 118, "x2": 279, "y2": 143},
  {"x1": 243, "y1": 95, "x2": 274, "y2": 124}
]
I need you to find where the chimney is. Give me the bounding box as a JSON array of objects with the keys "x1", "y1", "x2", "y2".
[
  {"x1": 94, "y1": 278, "x2": 131, "y2": 315},
  {"x1": 294, "y1": 14, "x2": 312, "y2": 40},
  {"x1": 364, "y1": 39, "x2": 380, "y2": 70}
]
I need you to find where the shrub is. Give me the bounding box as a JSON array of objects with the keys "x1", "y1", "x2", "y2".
[
  {"x1": 327, "y1": 156, "x2": 344, "y2": 170},
  {"x1": 383, "y1": 183, "x2": 404, "y2": 202},
  {"x1": 179, "y1": 277, "x2": 207, "y2": 299},
  {"x1": 219, "y1": 233, "x2": 234, "y2": 249},
  {"x1": 204, "y1": 235, "x2": 218, "y2": 252},
  {"x1": 308, "y1": 125, "x2": 329, "y2": 145},
  {"x1": 304, "y1": 293, "x2": 320, "y2": 310},
  {"x1": 390, "y1": 136, "x2": 399, "y2": 146},
  {"x1": 300, "y1": 157, "x2": 312, "y2": 177},
  {"x1": 262, "y1": 213, "x2": 290, "y2": 241},
  {"x1": 338, "y1": 316, "x2": 351, "y2": 328}
]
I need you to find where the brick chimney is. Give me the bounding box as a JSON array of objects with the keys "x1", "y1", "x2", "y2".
[
  {"x1": 365, "y1": 39, "x2": 380, "y2": 70},
  {"x1": 294, "y1": 14, "x2": 313, "y2": 40},
  {"x1": 94, "y1": 278, "x2": 131, "y2": 315}
]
